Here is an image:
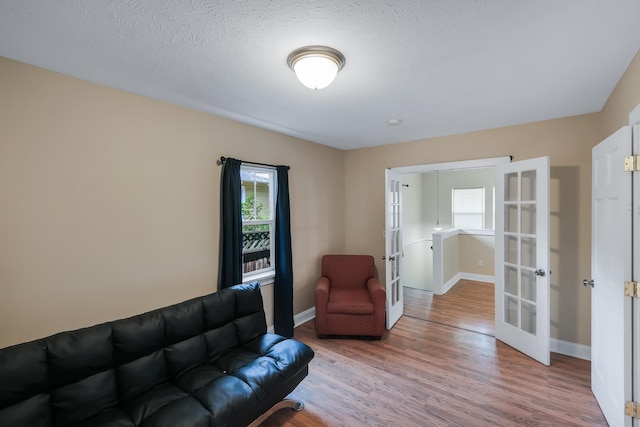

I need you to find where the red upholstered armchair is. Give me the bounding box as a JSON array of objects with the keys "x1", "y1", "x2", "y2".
[{"x1": 315, "y1": 255, "x2": 386, "y2": 339}]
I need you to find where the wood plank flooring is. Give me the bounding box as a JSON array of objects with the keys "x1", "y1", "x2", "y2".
[
  {"x1": 261, "y1": 281, "x2": 606, "y2": 427},
  {"x1": 404, "y1": 279, "x2": 495, "y2": 336}
]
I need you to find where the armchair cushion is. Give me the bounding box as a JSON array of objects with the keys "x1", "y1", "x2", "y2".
[{"x1": 327, "y1": 289, "x2": 374, "y2": 315}]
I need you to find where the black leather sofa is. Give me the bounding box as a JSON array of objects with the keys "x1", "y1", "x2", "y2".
[{"x1": 0, "y1": 282, "x2": 314, "y2": 427}]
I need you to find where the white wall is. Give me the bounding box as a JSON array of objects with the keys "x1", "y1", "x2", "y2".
[
  {"x1": 427, "y1": 168, "x2": 495, "y2": 231},
  {"x1": 402, "y1": 173, "x2": 431, "y2": 290}
]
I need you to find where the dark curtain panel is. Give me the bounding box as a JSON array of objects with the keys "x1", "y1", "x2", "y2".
[
  {"x1": 218, "y1": 158, "x2": 243, "y2": 289},
  {"x1": 274, "y1": 166, "x2": 294, "y2": 337}
]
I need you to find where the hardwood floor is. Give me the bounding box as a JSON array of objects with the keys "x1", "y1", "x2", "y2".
[
  {"x1": 404, "y1": 279, "x2": 495, "y2": 336},
  {"x1": 261, "y1": 281, "x2": 606, "y2": 427}
]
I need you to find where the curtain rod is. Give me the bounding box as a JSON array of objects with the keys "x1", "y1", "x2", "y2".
[{"x1": 216, "y1": 156, "x2": 290, "y2": 170}]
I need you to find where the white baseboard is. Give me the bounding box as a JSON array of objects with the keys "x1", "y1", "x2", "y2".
[
  {"x1": 267, "y1": 307, "x2": 315, "y2": 333},
  {"x1": 551, "y1": 338, "x2": 591, "y2": 361},
  {"x1": 459, "y1": 273, "x2": 495, "y2": 284},
  {"x1": 442, "y1": 272, "x2": 495, "y2": 294},
  {"x1": 442, "y1": 272, "x2": 463, "y2": 294},
  {"x1": 294, "y1": 307, "x2": 316, "y2": 327}
]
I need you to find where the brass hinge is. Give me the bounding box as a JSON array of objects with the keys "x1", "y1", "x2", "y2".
[
  {"x1": 624, "y1": 281, "x2": 640, "y2": 297},
  {"x1": 626, "y1": 401, "x2": 639, "y2": 418},
  {"x1": 624, "y1": 155, "x2": 640, "y2": 171},
  {"x1": 625, "y1": 281, "x2": 640, "y2": 298}
]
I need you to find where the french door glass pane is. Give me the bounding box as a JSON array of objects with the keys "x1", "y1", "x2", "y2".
[
  {"x1": 505, "y1": 265, "x2": 518, "y2": 296},
  {"x1": 521, "y1": 269, "x2": 536, "y2": 301},
  {"x1": 521, "y1": 203, "x2": 536, "y2": 234},
  {"x1": 521, "y1": 170, "x2": 537, "y2": 201},
  {"x1": 520, "y1": 236, "x2": 536, "y2": 268},
  {"x1": 505, "y1": 296, "x2": 518, "y2": 327},
  {"x1": 505, "y1": 204, "x2": 518, "y2": 233},
  {"x1": 521, "y1": 301, "x2": 537, "y2": 335},
  {"x1": 505, "y1": 235, "x2": 518, "y2": 264},
  {"x1": 505, "y1": 172, "x2": 518, "y2": 201}
]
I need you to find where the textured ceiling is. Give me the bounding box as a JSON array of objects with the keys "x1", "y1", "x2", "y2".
[{"x1": 1, "y1": 1, "x2": 639, "y2": 150}]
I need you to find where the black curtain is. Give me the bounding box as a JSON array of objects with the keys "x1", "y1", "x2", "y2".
[
  {"x1": 274, "y1": 166, "x2": 294, "y2": 337},
  {"x1": 218, "y1": 158, "x2": 243, "y2": 289}
]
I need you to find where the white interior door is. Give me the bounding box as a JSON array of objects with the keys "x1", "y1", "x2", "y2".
[
  {"x1": 385, "y1": 169, "x2": 403, "y2": 329},
  {"x1": 591, "y1": 126, "x2": 633, "y2": 427},
  {"x1": 495, "y1": 156, "x2": 550, "y2": 366}
]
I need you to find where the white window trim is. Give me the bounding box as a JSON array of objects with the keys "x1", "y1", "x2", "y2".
[
  {"x1": 241, "y1": 165, "x2": 276, "y2": 282},
  {"x1": 244, "y1": 270, "x2": 276, "y2": 287}
]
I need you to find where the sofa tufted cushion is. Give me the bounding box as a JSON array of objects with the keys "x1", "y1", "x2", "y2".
[{"x1": 0, "y1": 283, "x2": 314, "y2": 427}]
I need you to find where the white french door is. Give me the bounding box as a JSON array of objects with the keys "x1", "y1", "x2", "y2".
[
  {"x1": 495, "y1": 156, "x2": 550, "y2": 366},
  {"x1": 385, "y1": 169, "x2": 403, "y2": 329},
  {"x1": 591, "y1": 126, "x2": 634, "y2": 427}
]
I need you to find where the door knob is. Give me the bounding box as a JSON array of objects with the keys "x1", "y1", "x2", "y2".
[
  {"x1": 382, "y1": 255, "x2": 396, "y2": 261},
  {"x1": 534, "y1": 269, "x2": 546, "y2": 277},
  {"x1": 583, "y1": 279, "x2": 595, "y2": 288}
]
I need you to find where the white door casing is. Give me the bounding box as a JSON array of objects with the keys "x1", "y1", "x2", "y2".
[
  {"x1": 591, "y1": 126, "x2": 634, "y2": 427},
  {"x1": 494, "y1": 156, "x2": 550, "y2": 366},
  {"x1": 633, "y1": 125, "x2": 640, "y2": 427},
  {"x1": 385, "y1": 169, "x2": 403, "y2": 329}
]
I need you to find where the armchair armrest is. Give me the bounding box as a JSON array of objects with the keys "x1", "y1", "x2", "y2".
[
  {"x1": 315, "y1": 277, "x2": 331, "y2": 334},
  {"x1": 315, "y1": 277, "x2": 330, "y2": 312},
  {"x1": 366, "y1": 278, "x2": 386, "y2": 308}
]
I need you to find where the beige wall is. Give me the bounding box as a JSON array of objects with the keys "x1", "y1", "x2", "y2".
[
  {"x1": 2, "y1": 47, "x2": 639, "y2": 350},
  {"x1": 0, "y1": 57, "x2": 345, "y2": 348},
  {"x1": 459, "y1": 234, "x2": 495, "y2": 276},
  {"x1": 344, "y1": 49, "x2": 640, "y2": 347},
  {"x1": 437, "y1": 231, "x2": 494, "y2": 290},
  {"x1": 602, "y1": 49, "x2": 640, "y2": 135},
  {"x1": 346, "y1": 114, "x2": 602, "y2": 346},
  {"x1": 442, "y1": 235, "x2": 460, "y2": 284}
]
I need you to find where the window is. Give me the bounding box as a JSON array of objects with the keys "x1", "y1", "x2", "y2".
[
  {"x1": 452, "y1": 188, "x2": 485, "y2": 229},
  {"x1": 241, "y1": 166, "x2": 276, "y2": 279}
]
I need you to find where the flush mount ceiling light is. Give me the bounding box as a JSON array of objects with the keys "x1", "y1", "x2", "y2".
[{"x1": 287, "y1": 46, "x2": 345, "y2": 90}]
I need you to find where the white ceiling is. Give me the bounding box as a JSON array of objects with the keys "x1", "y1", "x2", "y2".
[{"x1": 1, "y1": 1, "x2": 639, "y2": 150}]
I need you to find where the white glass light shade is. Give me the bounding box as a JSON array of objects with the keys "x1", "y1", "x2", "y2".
[
  {"x1": 293, "y1": 55, "x2": 339, "y2": 90},
  {"x1": 287, "y1": 46, "x2": 345, "y2": 90}
]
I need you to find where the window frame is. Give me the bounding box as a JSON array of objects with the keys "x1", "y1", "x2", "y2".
[
  {"x1": 451, "y1": 187, "x2": 486, "y2": 230},
  {"x1": 240, "y1": 165, "x2": 277, "y2": 283}
]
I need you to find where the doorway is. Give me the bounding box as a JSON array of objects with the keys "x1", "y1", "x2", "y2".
[
  {"x1": 384, "y1": 156, "x2": 510, "y2": 330},
  {"x1": 402, "y1": 168, "x2": 497, "y2": 293},
  {"x1": 396, "y1": 157, "x2": 508, "y2": 335}
]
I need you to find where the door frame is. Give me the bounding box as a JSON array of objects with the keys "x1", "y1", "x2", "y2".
[{"x1": 384, "y1": 156, "x2": 511, "y2": 329}]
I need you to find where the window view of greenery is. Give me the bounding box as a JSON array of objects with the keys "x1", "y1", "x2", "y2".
[
  {"x1": 241, "y1": 169, "x2": 274, "y2": 275},
  {"x1": 241, "y1": 193, "x2": 269, "y2": 230}
]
